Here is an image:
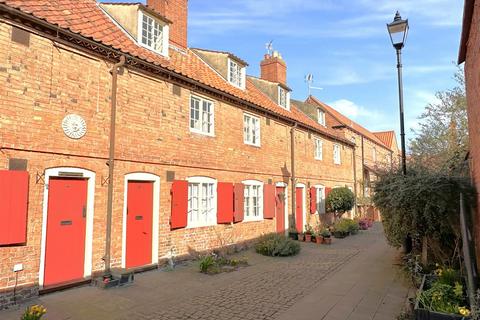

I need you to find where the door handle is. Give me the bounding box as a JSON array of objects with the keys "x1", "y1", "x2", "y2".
[{"x1": 82, "y1": 206, "x2": 86, "y2": 218}]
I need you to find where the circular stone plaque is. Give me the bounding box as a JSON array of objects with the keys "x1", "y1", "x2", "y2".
[{"x1": 62, "y1": 114, "x2": 87, "y2": 139}]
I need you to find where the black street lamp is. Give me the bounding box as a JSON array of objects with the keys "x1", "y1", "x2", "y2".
[{"x1": 387, "y1": 11, "x2": 408, "y2": 175}]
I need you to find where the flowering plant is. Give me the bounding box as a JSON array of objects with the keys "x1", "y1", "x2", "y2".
[{"x1": 21, "y1": 305, "x2": 47, "y2": 320}]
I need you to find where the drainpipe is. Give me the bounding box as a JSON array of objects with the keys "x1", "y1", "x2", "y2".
[
  {"x1": 290, "y1": 123, "x2": 297, "y2": 232},
  {"x1": 361, "y1": 136, "x2": 365, "y2": 197},
  {"x1": 352, "y1": 145, "x2": 358, "y2": 216},
  {"x1": 104, "y1": 56, "x2": 126, "y2": 277}
]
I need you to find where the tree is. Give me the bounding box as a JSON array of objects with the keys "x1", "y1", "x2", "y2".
[
  {"x1": 326, "y1": 187, "x2": 355, "y2": 219},
  {"x1": 409, "y1": 67, "x2": 468, "y2": 173}
]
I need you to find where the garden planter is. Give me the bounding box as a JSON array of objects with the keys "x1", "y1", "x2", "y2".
[
  {"x1": 315, "y1": 236, "x2": 322, "y2": 244},
  {"x1": 414, "y1": 275, "x2": 469, "y2": 320},
  {"x1": 297, "y1": 233, "x2": 305, "y2": 241},
  {"x1": 305, "y1": 234, "x2": 312, "y2": 242},
  {"x1": 322, "y1": 237, "x2": 331, "y2": 244},
  {"x1": 288, "y1": 232, "x2": 298, "y2": 240},
  {"x1": 333, "y1": 231, "x2": 347, "y2": 238}
]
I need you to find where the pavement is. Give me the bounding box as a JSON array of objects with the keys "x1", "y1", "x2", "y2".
[{"x1": 1, "y1": 223, "x2": 411, "y2": 320}]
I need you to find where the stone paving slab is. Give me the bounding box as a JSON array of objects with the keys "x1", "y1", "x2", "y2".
[{"x1": 0, "y1": 224, "x2": 409, "y2": 320}]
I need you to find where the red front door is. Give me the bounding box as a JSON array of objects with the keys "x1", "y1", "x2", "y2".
[
  {"x1": 296, "y1": 187, "x2": 303, "y2": 233},
  {"x1": 126, "y1": 181, "x2": 154, "y2": 268},
  {"x1": 275, "y1": 187, "x2": 285, "y2": 233},
  {"x1": 44, "y1": 178, "x2": 88, "y2": 287}
]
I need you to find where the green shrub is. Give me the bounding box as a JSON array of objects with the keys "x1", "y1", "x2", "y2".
[
  {"x1": 198, "y1": 254, "x2": 248, "y2": 274},
  {"x1": 255, "y1": 233, "x2": 300, "y2": 257},
  {"x1": 373, "y1": 166, "x2": 476, "y2": 263},
  {"x1": 326, "y1": 187, "x2": 355, "y2": 218},
  {"x1": 199, "y1": 255, "x2": 216, "y2": 273}
]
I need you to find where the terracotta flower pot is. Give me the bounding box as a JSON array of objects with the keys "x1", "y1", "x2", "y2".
[
  {"x1": 298, "y1": 233, "x2": 305, "y2": 241},
  {"x1": 305, "y1": 234, "x2": 312, "y2": 242},
  {"x1": 315, "y1": 236, "x2": 323, "y2": 244},
  {"x1": 323, "y1": 237, "x2": 332, "y2": 245}
]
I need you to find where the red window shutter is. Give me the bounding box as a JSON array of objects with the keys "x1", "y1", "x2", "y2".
[
  {"x1": 309, "y1": 187, "x2": 317, "y2": 214},
  {"x1": 263, "y1": 184, "x2": 275, "y2": 219},
  {"x1": 0, "y1": 170, "x2": 29, "y2": 245},
  {"x1": 217, "y1": 182, "x2": 234, "y2": 224},
  {"x1": 170, "y1": 180, "x2": 188, "y2": 229},
  {"x1": 325, "y1": 187, "x2": 333, "y2": 199},
  {"x1": 233, "y1": 183, "x2": 244, "y2": 223}
]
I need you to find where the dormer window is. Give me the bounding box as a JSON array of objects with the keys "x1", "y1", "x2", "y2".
[
  {"x1": 278, "y1": 86, "x2": 290, "y2": 110},
  {"x1": 317, "y1": 109, "x2": 326, "y2": 126},
  {"x1": 138, "y1": 10, "x2": 169, "y2": 57},
  {"x1": 228, "y1": 59, "x2": 246, "y2": 89}
]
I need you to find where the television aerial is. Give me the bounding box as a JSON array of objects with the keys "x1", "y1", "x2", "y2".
[
  {"x1": 305, "y1": 74, "x2": 323, "y2": 96},
  {"x1": 265, "y1": 40, "x2": 273, "y2": 55}
]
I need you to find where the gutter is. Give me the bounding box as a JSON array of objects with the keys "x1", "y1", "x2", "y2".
[{"x1": 104, "y1": 55, "x2": 126, "y2": 277}]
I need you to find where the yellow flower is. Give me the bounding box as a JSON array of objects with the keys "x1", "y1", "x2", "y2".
[{"x1": 459, "y1": 307, "x2": 471, "y2": 316}]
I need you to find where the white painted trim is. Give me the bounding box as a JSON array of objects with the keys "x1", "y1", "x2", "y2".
[
  {"x1": 295, "y1": 183, "x2": 307, "y2": 232},
  {"x1": 122, "y1": 173, "x2": 161, "y2": 269},
  {"x1": 189, "y1": 94, "x2": 215, "y2": 137},
  {"x1": 314, "y1": 137, "x2": 323, "y2": 160},
  {"x1": 186, "y1": 176, "x2": 218, "y2": 228},
  {"x1": 275, "y1": 182, "x2": 289, "y2": 235},
  {"x1": 313, "y1": 184, "x2": 326, "y2": 215},
  {"x1": 137, "y1": 10, "x2": 169, "y2": 58},
  {"x1": 243, "y1": 112, "x2": 261, "y2": 147},
  {"x1": 39, "y1": 167, "x2": 96, "y2": 288},
  {"x1": 242, "y1": 179, "x2": 264, "y2": 222},
  {"x1": 227, "y1": 58, "x2": 246, "y2": 90}
]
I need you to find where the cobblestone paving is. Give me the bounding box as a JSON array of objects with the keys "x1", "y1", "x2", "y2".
[{"x1": 1, "y1": 236, "x2": 361, "y2": 320}]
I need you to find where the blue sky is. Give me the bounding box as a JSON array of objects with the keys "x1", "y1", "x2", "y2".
[{"x1": 102, "y1": 0, "x2": 463, "y2": 141}]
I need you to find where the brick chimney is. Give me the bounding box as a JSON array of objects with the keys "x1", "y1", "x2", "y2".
[
  {"x1": 147, "y1": 0, "x2": 188, "y2": 50},
  {"x1": 260, "y1": 51, "x2": 287, "y2": 85}
]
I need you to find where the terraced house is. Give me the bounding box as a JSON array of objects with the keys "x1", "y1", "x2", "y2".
[{"x1": 0, "y1": 0, "x2": 396, "y2": 307}]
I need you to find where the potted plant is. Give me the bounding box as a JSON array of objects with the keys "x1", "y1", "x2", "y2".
[
  {"x1": 297, "y1": 231, "x2": 305, "y2": 241},
  {"x1": 288, "y1": 227, "x2": 298, "y2": 240},
  {"x1": 326, "y1": 187, "x2": 355, "y2": 221},
  {"x1": 321, "y1": 229, "x2": 332, "y2": 244},
  {"x1": 358, "y1": 219, "x2": 368, "y2": 230},
  {"x1": 304, "y1": 224, "x2": 313, "y2": 242},
  {"x1": 332, "y1": 219, "x2": 349, "y2": 238},
  {"x1": 414, "y1": 271, "x2": 470, "y2": 320}
]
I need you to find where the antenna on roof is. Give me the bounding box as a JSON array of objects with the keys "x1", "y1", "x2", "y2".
[
  {"x1": 265, "y1": 40, "x2": 274, "y2": 55},
  {"x1": 305, "y1": 74, "x2": 323, "y2": 96}
]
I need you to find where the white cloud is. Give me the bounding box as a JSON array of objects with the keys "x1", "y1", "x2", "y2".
[{"x1": 328, "y1": 99, "x2": 395, "y2": 132}]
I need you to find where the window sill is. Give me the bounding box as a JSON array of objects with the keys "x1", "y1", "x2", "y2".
[
  {"x1": 243, "y1": 217, "x2": 263, "y2": 223},
  {"x1": 314, "y1": 157, "x2": 323, "y2": 161},
  {"x1": 186, "y1": 222, "x2": 217, "y2": 229},
  {"x1": 189, "y1": 128, "x2": 216, "y2": 138},
  {"x1": 244, "y1": 142, "x2": 261, "y2": 148}
]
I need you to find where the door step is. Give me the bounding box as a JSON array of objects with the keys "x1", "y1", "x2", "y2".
[
  {"x1": 94, "y1": 268, "x2": 135, "y2": 289},
  {"x1": 39, "y1": 279, "x2": 92, "y2": 295}
]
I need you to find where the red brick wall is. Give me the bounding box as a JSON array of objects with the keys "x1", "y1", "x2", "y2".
[
  {"x1": 464, "y1": 3, "x2": 480, "y2": 263},
  {"x1": 0, "y1": 21, "x2": 354, "y2": 299},
  {"x1": 260, "y1": 54, "x2": 287, "y2": 85},
  {"x1": 147, "y1": 0, "x2": 188, "y2": 49}
]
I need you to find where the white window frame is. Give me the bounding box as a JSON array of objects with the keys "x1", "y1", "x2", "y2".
[
  {"x1": 242, "y1": 180, "x2": 264, "y2": 222},
  {"x1": 278, "y1": 86, "x2": 291, "y2": 110},
  {"x1": 314, "y1": 137, "x2": 323, "y2": 160},
  {"x1": 333, "y1": 144, "x2": 341, "y2": 165},
  {"x1": 228, "y1": 58, "x2": 246, "y2": 89},
  {"x1": 243, "y1": 113, "x2": 261, "y2": 147},
  {"x1": 189, "y1": 95, "x2": 215, "y2": 136},
  {"x1": 317, "y1": 109, "x2": 326, "y2": 126},
  {"x1": 314, "y1": 185, "x2": 326, "y2": 214},
  {"x1": 186, "y1": 176, "x2": 217, "y2": 228},
  {"x1": 137, "y1": 10, "x2": 169, "y2": 57}
]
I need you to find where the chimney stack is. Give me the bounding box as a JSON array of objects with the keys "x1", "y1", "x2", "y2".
[
  {"x1": 147, "y1": 0, "x2": 188, "y2": 50},
  {"x1": 260, "y1": 51, "x2": 287, "y2": 85}
]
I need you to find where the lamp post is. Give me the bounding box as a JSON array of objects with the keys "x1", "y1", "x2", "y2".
[{"x1": 387, "y1": 11, "x2": 408, "y2": 175}]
